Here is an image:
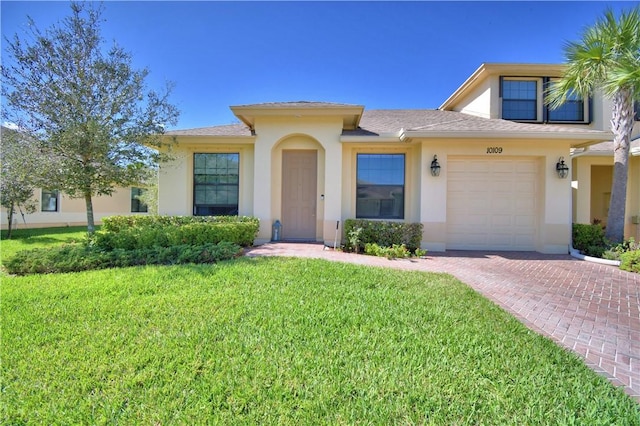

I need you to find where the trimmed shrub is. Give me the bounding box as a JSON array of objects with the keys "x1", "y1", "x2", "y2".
[
  {"x1": 101, "y1": 215, "x2": 259, "y2": 233},
  {"x1": 572, "y1": 223, "x2": 609, "y2": 257},
  {"x1": 620, "y1": 250, "x2": 640, "y2": 273},
  {"x1": 96, "y1": 215, "x2": 259, "y2": 249},
  {"x1": 343, "y1": 219, "x2": 423, "y2": 253},
  {"x1": 4, "y1": 242, "x2": 243, "y2": 276},
  {"x1": 364, "y1": 243, "x2": 411, "y2": 259}
]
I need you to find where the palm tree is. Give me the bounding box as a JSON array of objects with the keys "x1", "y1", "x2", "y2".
[{"x1": 546, "y1": 7, "x2": 640, "y2": 244}]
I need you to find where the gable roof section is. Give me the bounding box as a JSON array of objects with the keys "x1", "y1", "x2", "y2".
[
  {"x1": 439, "y1": 63, "x2": 565, "y2": 111},
  {"x1": 230, "y1": 101, "x2": 364, "y2": 131}
]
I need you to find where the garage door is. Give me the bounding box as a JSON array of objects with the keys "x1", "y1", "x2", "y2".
[{"x1": 447, "y1": 157, "x2": 538, "y2": 251}]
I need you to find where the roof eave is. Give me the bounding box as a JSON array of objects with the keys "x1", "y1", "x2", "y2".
[
  {"x1": 402, "y1": 130, "x2": 612, "y2": 143},
  {"x1": 163, "y1": 134, "x2": 256, "y2": 142},
  {"x1": 230, "y1": 104, "x2": 365, "y2": 130}
]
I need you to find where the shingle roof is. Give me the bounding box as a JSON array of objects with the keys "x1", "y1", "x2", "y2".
[
  {"x1": 344, "y1": 109, "x2": 609, "y2": 136},
  {"x1": 166, "y1": 108, "x2": 610, "y2": 138},
  {"x1": 166, "y1": 123, "x2": 252, "y2": 137},
  {"x1": 585, "y1": 139, "x2": 640, "y2": 153},
  {"x1": 232, "y1": 101, "x2": 362, "y2": 109}
]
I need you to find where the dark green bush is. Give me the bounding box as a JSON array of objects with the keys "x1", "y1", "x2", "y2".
[
  {"x1": 101, "y1": 215, "x2": 259, "y2": 233},
  {"x1": 619, "y1": 250, "x2": 640, "y2": 273},
  {"x1": 96, "y1": 215, "x2": 259, "y2": 249},
  {"x1": 572, "y1": 223, "x2": 609, "y2": 257},
  {"x1": 5, "y1": 242, "x2": 243, "y2": 276},
  {"x1": 343, "y1": 219, "x2": 423, "y2": 253}
]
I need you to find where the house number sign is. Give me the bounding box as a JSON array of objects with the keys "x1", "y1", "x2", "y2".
[{"x1": 486, "y1": 147, "x2": 503, "y2": 154}]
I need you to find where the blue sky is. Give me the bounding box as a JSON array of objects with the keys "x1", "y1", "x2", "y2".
[{"x1": 1, "y1": 1, "x2": 634, "y2": 130}]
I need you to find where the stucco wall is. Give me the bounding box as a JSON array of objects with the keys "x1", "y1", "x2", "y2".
[
  {"x1": 1, "y1": 187, "x2": 140, "y2": 230},
  {"x1": 414, "y1": 138, "x2": 571, "y2": 253},
  {"x1": 572, "y1": 154, "x2": 640, "y2": 240},
  {"x1": 453, "y1": 78, "x2": 494, "y2": 119}
]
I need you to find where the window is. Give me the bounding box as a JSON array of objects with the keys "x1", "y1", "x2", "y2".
[
  {"x1": 634, "y1": 100, "x2": 640, "y2": 121},
  {"x1": 194, "y1": 153, "x2": 239, "y2": 216},
  {"x1": 547, "y1": 79, "x2": 585, "y2": 122},
  {"x1": 502, "y1": 79, "x2": 538, "y2": 121},
  {"x1": 501, "y1": 77, "x2": 589, "y2": 123},
  {"x1": 41, "y1": 190, "x2": 59, "y2": 212},
  {"x1": 356, "y1": 154, "x2": 404, "y2": 219},
  {"x1": 131, "y1": 187, "x2": 148, "y2": 213}
]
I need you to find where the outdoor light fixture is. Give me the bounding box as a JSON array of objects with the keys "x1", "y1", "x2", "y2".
[
  {"x1": 556, "y1": 157, "x2": 569, "y2": 179},
  {"x1": 430, "y1": 155, "x2": 441, "y2": 177}
]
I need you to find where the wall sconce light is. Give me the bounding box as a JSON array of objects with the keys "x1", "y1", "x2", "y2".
[
  {"x1": 430, "y1": 155, "x2": 441, "y2": 177},
  {"x1": 556, "y1": 157, "x2": 569, "y2": 179}
]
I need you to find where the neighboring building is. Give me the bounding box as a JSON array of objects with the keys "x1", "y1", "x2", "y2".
[
  {"x1": 159, "y1": 63, "x2": 637, "y2": 253},
  {"x1": 571, "y1": 137, "x2": 640, "y2": 240},
  {"x1": 1, "y1": 187, "x2": 149, "y2": 230}
]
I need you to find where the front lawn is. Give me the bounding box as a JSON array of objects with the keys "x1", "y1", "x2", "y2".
[
  {"x1": 1, "y1": 226, "x2": 92, "y2": 261},
  {"x1": 2, "y1": 255, "x2": 638, "y2": 423}
]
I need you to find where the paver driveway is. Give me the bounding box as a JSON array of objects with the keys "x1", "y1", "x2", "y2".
[{"x1": 246, "y1": 243, "x2": 640, "y2": 402}]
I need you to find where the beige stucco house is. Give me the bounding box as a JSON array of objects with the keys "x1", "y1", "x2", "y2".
[
  {"x1": 159, "y1": 63, "x2": 640, "y2": 253},
  {"x1": 0, "y1": 187, "x2": 149, "y2": 230},
  {"x1": 440, "y1": 63, "x2": 640, "y2": 242}
]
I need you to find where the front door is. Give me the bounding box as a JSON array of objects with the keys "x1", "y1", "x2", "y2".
[{"x1": 282, "y1": 150, "x2": 317, "y2": 240}]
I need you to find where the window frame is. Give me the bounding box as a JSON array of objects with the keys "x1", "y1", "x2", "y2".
[
  {"x1": 545, "y1": 78, "x2": 588, "y2": 123},
  {"x1": 500, "y1": 76, "x2": 590, "y2": 124},
  {"x1": 41, "y1": 189, "x2": 59, "y2": 212},
  {"x1": 193, "y1": 152, "x2": 240, "y2": 216},
  {"x1": 355, "y1": 153, "x2": 405, "y2": 220},
  {"x1": 500, "y1": 77, "x2": 541, "y2": 122},
  {"x1": 130, "y1": 187, "x2": 149, "y2": 213}
]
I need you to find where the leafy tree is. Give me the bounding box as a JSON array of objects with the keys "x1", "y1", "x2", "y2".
[
  {"x1": 547, "y1": 7, "x2": 640, "y2": 243},
  {"x1": 0, "y1": 127, "x2": 42, "y2": 238},
  {"x1": 1, "y1": 2, "x2": 179, "y2": 234}
]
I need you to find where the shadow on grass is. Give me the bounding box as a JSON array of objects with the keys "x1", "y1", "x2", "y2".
[{"x1": 1, "y1": 226, "x2": 93, "y2": 241}]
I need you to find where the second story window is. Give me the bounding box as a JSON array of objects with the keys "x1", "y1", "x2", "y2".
[
  {"x1": 547, "y1": 78, "x2": 585, "y2": 122},
  {"x1": 501, "y1": 76, "x2": 589, "y2": 124},
  {"x1": 502, "y1": 79, "x2": 538, "y2": 121}
]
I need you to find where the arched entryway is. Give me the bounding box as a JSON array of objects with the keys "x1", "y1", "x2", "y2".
[{"x1": 273, "y1": 135, "x2": 325, "y2": 241}]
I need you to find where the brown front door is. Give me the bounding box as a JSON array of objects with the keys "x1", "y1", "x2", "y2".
[{"x1": 282, "y1": 150, "x2": 317, "y2": 240}]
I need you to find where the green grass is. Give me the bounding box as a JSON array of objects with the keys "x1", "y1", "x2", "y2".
[
  {"x1": 1, "y1": 226, "x2": 93, "y2": 261},
  {"x1": 3, "y1": 250, "x2": 638, "y2": 423}
]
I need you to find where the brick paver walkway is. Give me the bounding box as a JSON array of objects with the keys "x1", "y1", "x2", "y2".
[{"x1": 246, "y1": 243, "x2": 640, "y2": 402}]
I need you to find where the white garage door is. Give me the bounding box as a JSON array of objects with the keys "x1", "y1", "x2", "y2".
[{"x1": 447, "y1": 157, "x2": 539, "y2": 251}]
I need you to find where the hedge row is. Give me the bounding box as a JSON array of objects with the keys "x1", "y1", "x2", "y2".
[
  {"x1": 101, "y1": 215, "x2": 259, "y2": 233},
  {"x1": 5, "y1": 242, "x2": 243, "y2": 275},
  {"x1": 95, "y1": 215, "x2": 260, "y2": 250},
  {"x1": 343, "y1": 219, "x2": 423, "y2": 252}
]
